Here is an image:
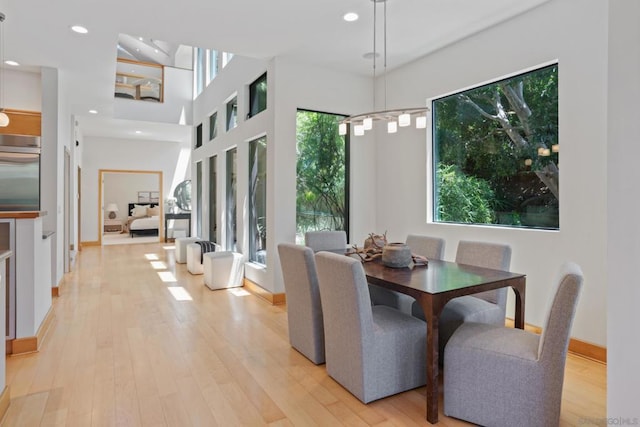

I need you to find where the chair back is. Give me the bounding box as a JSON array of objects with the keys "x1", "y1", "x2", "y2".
[
  {"x1": 538, "y1": 262, "x2": 583, "y2": 362},
  {"x1": 455, "y1": 240, "x2": 512, "y2": 309},
  {"x1": 277, "y1": 243, "x2": 325, "y2": 364},
  {"x1": 315, "y1": 252, "x2": 373, "y2": 367},
  {"x1": 406, "y1": 234, "x2": 445, "y2": 260},
  {"x1": 305, "y1": 230, "x2": 347, "y2": 252}
]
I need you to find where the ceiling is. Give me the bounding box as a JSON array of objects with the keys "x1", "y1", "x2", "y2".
[{"x1": 1, "y1": 0, "x2": 549, "y2": 143}]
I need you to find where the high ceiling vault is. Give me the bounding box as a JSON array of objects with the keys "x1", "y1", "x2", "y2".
[{"x1": 2, "y1": 0, "x2": 549, "y2": 141}]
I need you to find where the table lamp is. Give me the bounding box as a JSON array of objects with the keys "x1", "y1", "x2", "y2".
[{"x1": 106, "y1": 203, "x2": 119, "y2": 219}]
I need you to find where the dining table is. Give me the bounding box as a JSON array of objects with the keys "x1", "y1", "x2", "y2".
[{"x1": 361, "y1": 258, "x2": 526, "y2": 424}]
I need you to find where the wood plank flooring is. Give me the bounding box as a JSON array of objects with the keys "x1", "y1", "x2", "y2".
[{"x1": 2, "y1": 243, "x2": 606, "y2": 426}]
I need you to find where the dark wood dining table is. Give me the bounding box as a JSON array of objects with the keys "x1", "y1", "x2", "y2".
[{"x1": 361, "y1": 258, "x2": 526, "y2": 424}]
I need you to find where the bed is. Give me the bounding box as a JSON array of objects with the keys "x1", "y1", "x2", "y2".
[{"x1": 127, "y1": 203, "x2": 160, "y2": 237}]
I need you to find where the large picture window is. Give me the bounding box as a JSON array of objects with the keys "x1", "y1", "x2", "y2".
[
  {"x1": 249, "y1": 136, "x2": 267, "y2": 264},
  {"x1": 296, "y1": 110, "x2": 349, "y2": 243},
  {"x1": 432, "y1": 64, "x2": 558, "y2": 229}
]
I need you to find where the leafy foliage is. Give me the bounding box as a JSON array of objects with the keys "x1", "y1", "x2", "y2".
[
  {"x1": 434, "y1": 64, "x2": 559, "y2": 229},
  {"x1": 436, "y1": 164, "x2": 494, "y2": 224},
  {"x1": 296, "y1": 111, "x2": 347, "y2": 239}
]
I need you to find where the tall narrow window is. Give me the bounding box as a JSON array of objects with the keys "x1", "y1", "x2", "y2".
[
  {"x1": 207, "y1": 50, "x2": 218, "y2": 85},
  {"x1": 226, "y1": 97, "x2": 238, "y2": 131},
  {"x1": 296, "y1": 110, "x2": 349, "y2": 243},
  {"x1": 432, "y1": 64, "x2": 559, "y2": 229},
  {"x1": 209, "y1": 155, "x2": 217, "y2": 243},
  {"x1": 209, "y1": 112, "x2": 217, "y2": 141},
  {"x1": 248, "y1": 72, "x2": 267, "y2": 118},
  {"x1": 196, "y1": 161, "x2": 202, "y2": 238},
  {"x1": 226, "y1": 148, "x2": 237, "y2": 251},
  {"x1": 222, "y1": 52, "x2": 234, "y2": 68},
  {"x1": 193, "y1": 47, "x2": 205, "y2": 98},
  {"x1": 249, "y1": 136, "x2": 267, "y2": 264},
  {"x1": 195, "y1": 123, "x2": 203, "y2": 148}
]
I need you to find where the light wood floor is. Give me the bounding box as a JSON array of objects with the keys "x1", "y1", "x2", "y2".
[{"x1": 2, "y1": 243, "x2": 606, "y2": 426}]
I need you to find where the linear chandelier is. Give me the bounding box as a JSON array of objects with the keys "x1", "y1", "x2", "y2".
[{"x1": 339, "y1": 0, "x2": 428, "y2": 137}]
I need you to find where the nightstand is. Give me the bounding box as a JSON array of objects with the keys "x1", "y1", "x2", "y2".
[{"x1": 104, "y1": 218, "x2": 124, "y2": 233}]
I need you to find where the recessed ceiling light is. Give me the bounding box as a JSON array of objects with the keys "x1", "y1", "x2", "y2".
[
  {"x1": 343, "y1": 12, "x2": 359, "y2": 22},
  {"x1": 70, "y1": 25, "x2": 88, "y2": 34},
  {"x1": 154, "y1": 49, "x2": 159, "y2": 53},
  {"x1": 136, "y1": 48, "x2": 140, "y2": 52},
  {"x1": 88, "y1": 109, "x2": 98, "y2": 114},
  {"x1": 135, "y1": 130, "x2": 142, "y2": 134},
  {"x1": 4, "y1": 60, "x2": 19, "y2": 66},
  {"x1": 138, "y1": 37, "x2": 144, "y2": 41}
]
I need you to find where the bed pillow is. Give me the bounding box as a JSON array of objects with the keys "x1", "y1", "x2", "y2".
[
  {"x1": 131, "y1": 205, "x2": 148, "y2": 217},
  {"x1": 147, "y1": 206, "x2": 160, "y2": 216}
]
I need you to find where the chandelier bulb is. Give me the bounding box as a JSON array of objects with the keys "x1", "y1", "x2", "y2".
[{"x1": 398, "y1": 113, "x2": 411, "y2": 127}]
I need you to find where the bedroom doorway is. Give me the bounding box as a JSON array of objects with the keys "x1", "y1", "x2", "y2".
[{"x1": 98, "y1": 169, "x2": 163, "y2": 246}]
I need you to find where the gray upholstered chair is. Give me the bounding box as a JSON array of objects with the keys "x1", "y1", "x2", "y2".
[
  {"x1": 444, "y1": 262, "x2": 583, "y2": 427},
  {"x1": 277, "y1": 243, "x2": 325, "y2": 364},
  {"x1": 304, "y1": 230, "x2": 347, "y2": 253},
  {"x1": 315, "y1": 251, "x2": 426, "y2": 403},
  {"x1": 412, "y1": 240, "x2": 511, "y2": 354},
  {"x1": 370, "y1": 234, "x2": 445, "y2": 313}
]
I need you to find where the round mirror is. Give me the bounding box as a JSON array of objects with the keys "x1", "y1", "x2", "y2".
[{"x1": 174, "y1": 180, "x2": 191, "y2": 212}]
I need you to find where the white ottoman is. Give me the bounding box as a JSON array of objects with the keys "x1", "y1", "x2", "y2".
[
  {"x1": 187, "y1": 242, "x2": 221, "y2": 275},
  {"x1": 175, "y1": 237, "x2": 201, "y2": 264},
  {"x1": 203, "y1": 251, "x2": 245, "y2": 290}
]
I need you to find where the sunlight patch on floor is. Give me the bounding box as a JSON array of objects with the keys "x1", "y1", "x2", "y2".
[
  {"x1": 157, "y1": 271, "x2": 177, "y2": 282},
  {"x1": 168, "y1": 286, "x2": 193, "y2": 301},
  {"x1": 229, "y1": 288, "x2": 251, "y2": 297},
  {"x1": 145, "y1": 253, "x2": 160, "y2": 260},
  {"x1": 150, "y1": 261, "x2": 167, "y2": 270}
]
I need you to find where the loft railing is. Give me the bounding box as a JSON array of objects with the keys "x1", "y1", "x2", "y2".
[{"x1": 115, "y1": 58, "x2": 164, "y2": 103}]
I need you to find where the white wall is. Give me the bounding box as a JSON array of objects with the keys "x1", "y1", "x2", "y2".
[
  {"x1": 114, "y1": 66, "x2": 193, "y2": 125},
  {"x1": 103, "y1": 172, "x2": 159, "y2": 222},
  {"x1": 191, "y1": 55, "x2": 374, "y2": 294},
  {"x1": 370, "y1": 0, "x2": 607, "y2": 347},
  {"x1": 81, "y1": 136, "x2": 190, "y2": 242},
  {"x1": 4, "y1": 69, "x2": 41, "y2": 111},
  {"x1": 607, "y1": 0, "x2": 639, "y2": 418}
]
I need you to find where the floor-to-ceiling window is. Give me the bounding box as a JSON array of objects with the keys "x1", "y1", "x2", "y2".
[
  {"x1": 196, "y1": 161, "x2": 202, "y2": 238},
  {"x1": 209, "y1": 155, "x2": 217, "y2": 243},
  {"x1": 226, "y1": 148, "x2": 237, "y2": 251},
  {"x1": 248, "y1": 136, "x2": 267, "y2": 264},
  {"x1": 295, "y1": 110, "x2": 349, "y2": 243}
]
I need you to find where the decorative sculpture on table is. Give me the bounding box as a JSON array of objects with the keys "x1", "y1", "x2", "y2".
[{"x1": 346, "y1": 231, "x2": 429, "y2": 266}]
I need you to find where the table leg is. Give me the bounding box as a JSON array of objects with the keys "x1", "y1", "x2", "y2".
[
  {"x1": 426, "y1": 310, "x2": 439, "y2": 424},
  {"x1": 512, "y1": 277, "x2": 526, "y2": 329},
  {"x1": 416, "y1": 295, "x2": 440, "y2": 424}
]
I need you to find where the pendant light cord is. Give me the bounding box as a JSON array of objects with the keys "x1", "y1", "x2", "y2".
[
  {"x1": 372, "y1": 1, "x2": 376, "y2": 111},
  {"x1": 383, "y1": 0, "x2": 387, "y2": 112}
]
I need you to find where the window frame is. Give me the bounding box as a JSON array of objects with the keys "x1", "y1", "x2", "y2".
[
  {"x1": 248, "y1": 72, "x2": 267, "y2": 119},
  {"x1": 226, "y1": 96, "x2": 238, "y2": 131},
  {"x1": 248, "y1": 135, "x2": 267, "y2": 265},
  {"x1": 209, "y1": 112, "x2": 218, "y2": 141},
  {"x1": 195, "y1": 123, "x2": 203, "y2": 148},
  {"x1": 429, "y1": 61, "x2": 559, "y2": 230},
  {"x1": 295, "y1": 108, "x2": 350, "y2": 243}
]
